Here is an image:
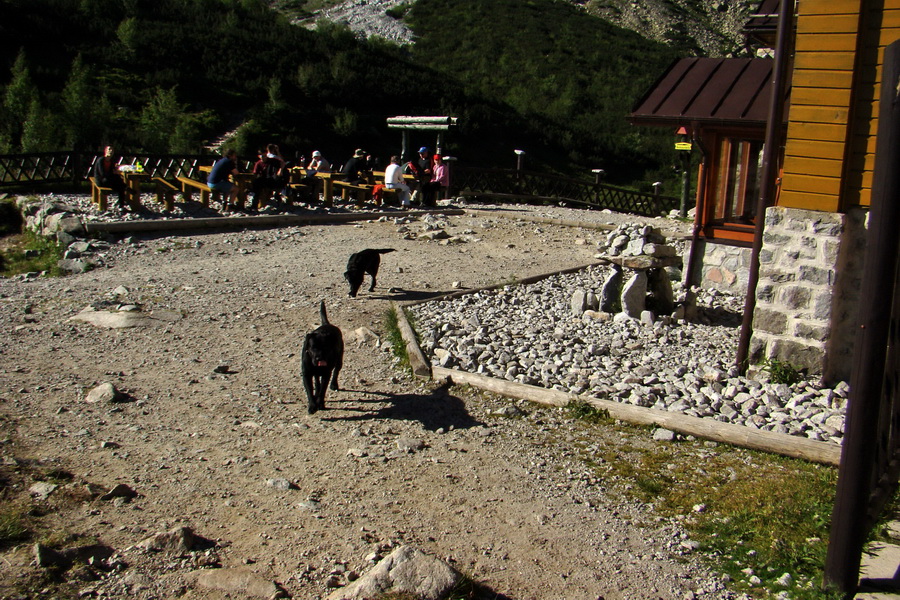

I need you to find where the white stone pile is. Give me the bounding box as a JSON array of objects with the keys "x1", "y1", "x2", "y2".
[{"x1": 409, "y1": 265, "x2": 846, "y2": 444}]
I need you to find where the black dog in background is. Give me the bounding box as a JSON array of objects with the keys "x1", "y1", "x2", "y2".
[
  {"x1": 344, "y1": 248, "x2": 395, "y2": 297},
  {"x1": 301, "y1": 301, "x2": 344, "y2": 414}
]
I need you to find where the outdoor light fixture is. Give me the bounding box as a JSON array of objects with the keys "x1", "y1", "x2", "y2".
[
  {"x1": 592, "y1": 168, "x2": 606, "y2": 184},
  {"x1": 514, "y1": 149, "x2": 525, "y2": 174}
]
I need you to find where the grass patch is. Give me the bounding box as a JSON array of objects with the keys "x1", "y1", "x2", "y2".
[
  {"x1": 573, "y1": 420, "x2": 841, "y2": 598},
  {"x1": 0, "y1": 507, "x2": 30, "y2": 547},
  {"x1": 0, "y1": 229, "x2": 65, "y2": 277},
  {"x1": 385, "y1": 2, "x2": 412, "y2": 19},
  {"x1": 761, "y1": 358, "x2": 805, "y2": 385},
  {"x1": 565, "y1": 399, "x2": 612, "y2": 425},
  {"x1": 681, "y1": 459, "x2": 836, "y2": 592},
  {"x1": 384, "y1": 306, "x2": 413, "y2": 372}
]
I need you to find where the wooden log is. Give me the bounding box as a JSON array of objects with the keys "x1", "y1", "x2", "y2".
[
  {"x1": 432, "y1": 366, "x2": 843, "y2": 466},
  {"x1": 393, "y1": 302, "x2": 431, "y2": 378},
  {"x1": 401, "y1": 262, "x2": 602, "y2": 307},
  {"x1": 83, "y1": 209, "x2": 465, "y2": 234}
]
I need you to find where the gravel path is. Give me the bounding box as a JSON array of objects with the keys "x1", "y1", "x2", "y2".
[{"x1": 2, "y1": 194, "x2": 764, "y2": 599}]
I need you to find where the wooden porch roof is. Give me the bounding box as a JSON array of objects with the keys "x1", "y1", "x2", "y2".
[
  {"x1": 744, "y1": 0, "x2": 781, "y2": 36},
  {"x1": 629, "y1": 57, "x2": 789, "y2": 129}
]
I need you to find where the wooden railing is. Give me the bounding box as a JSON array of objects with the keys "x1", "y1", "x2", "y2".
[
  {"x1": 0, "y1": 151, "x2": 677, "y2": 218},
  {"x1": 0, "y1": 152, "x2": 83, "y2": 186},
  {"x1": 0, "y1": 151, "x2": 256, "y2": 187},
  {"x1": 452, "y1": 166, "x2": 679, "y2": 217}
]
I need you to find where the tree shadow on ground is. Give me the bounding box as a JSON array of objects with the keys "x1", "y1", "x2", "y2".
[{"x1": 322, "y1": 382, "x2": 484, "y2": 431}]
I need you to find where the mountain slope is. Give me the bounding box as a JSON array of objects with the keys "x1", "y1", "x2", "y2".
[{"x1": 277, "y1": 0, "x2": 759, "y2": 57}]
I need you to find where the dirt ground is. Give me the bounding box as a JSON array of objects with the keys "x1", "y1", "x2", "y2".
[{"x1": 0, "y1": 203, "x2": 724, "y2": 600}]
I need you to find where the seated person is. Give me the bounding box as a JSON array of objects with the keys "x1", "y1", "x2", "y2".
[
  {"x1": 207, "y1": 149, "x2": 240, "y2": 212},
  {"x1": 383, "y1": 155, "x2": 412, "y2": 208},
  {"x1": 300, "y1": 150, "x2": 331, "y2": 202},
  {"x1": 307, "y1": 150, "x2": 331, "y2": 173},
  {"x1": 341, "y1": 148, "x2": 370, "y2": 185},
  {"x1": 92, "y1": 145, "x2": 128, "y2": 210},
  {"x1": 251, "y1": 143, "x2": 286, "y2": 209}
]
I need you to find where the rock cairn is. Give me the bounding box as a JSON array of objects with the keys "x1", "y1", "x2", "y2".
[
  {"x1": 592, "y1": 223, "x2": 684, "y2": 320},
  {"x1": 597, "y1": 222, "x2": 680, "y2": 259},
  {"x1": 409, "y1": 264, "x2": 846, "y2": 444}
]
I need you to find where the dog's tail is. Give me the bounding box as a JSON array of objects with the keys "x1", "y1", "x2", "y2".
[
  {"x1": 374, "y1": 248, "x2": 395, "y2": 254},
  {"x1": 319, "y1": 300, "x2": 329, "y2": 325}
]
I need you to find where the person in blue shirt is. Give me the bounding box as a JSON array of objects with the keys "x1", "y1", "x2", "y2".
[{"x1": 207, "y1": 149, "x2": 240, "y2": 212}]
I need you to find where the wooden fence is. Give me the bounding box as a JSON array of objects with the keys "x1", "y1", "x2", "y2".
[
  {"x1": 452, "y1": 166, "x2": 679, "y2": 216},
  {"x1": 0, "y1": 151, "x2": 678, "y2": 218},
  {"x1": 0, "y1": 151, "x2": 253, "y2": 187}
]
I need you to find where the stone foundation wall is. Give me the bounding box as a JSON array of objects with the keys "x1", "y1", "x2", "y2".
[
  {"x1": 748, "y1": 206, "x2": 868, "y2": 383},
  {"x1": 683, "y1": 238, "x2": 752, "y2": 294}
]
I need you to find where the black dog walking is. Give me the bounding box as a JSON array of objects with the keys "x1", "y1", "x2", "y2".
[
  {"x1": 344, "y1": 248, "x2": 395, "y2": 298},
  {"x1": 302, "y1": 301, "x2": 344, "y2": 414}
]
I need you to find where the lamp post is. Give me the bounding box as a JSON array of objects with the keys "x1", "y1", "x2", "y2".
[
  {"x1": 514, "y1": 149, "x2": 525, "y2": 178},
  {"x1": 592, "y1": 168, "x2": 606, "y2": 185}
]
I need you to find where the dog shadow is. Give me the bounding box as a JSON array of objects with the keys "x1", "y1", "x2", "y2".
[
  {"x1": 322, "y1": 382, "x2": 484, "y2": 431},
  {"x1": 367, "y1": 288, "x2": 448, "y2": 302}
]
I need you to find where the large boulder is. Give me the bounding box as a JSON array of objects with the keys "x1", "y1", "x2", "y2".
[{"x1": 326, "y1": 545, "x2": 463, "y2": 600}]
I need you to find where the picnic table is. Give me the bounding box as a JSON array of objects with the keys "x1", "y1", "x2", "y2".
[
  {"x1": 118, "y1": 166, "x2": 149, "y2": 211},
  {"x1": 289, "y1": 167, "x2": 342, "y2": 207}
]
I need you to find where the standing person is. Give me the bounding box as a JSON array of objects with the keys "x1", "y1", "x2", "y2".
[
  {"x1": 384, "y1": 155, "x2": 412, "y2": 209},
  {"x1": 421, "y1": 154, "x2": 448, "y2": 206},
  {"x1": 92, "y1": 145, "x2": 128, "y2": 211},
  {"x1": 342, "y1": 148, "x2": 370, "y2": 185},
  {"x1": 410, "y1": 146, "x2": 433, "y2": 205},
  {"x1": 207, "y1": 149, "x2": 240, "y2": 212}
]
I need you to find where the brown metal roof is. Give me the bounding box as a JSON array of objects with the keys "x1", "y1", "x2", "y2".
[
  {"x1": 629, "y1": 57, "x2": 789, "y2": 128},
  {"x1": 744, "y1": 0, "x2": 781, "y2": 35}
]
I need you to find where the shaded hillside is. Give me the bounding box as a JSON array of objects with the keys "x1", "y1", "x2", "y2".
[
  {"x1": 0, "y1": 0, "x2": 685, "y2": 185},
  {"x1": 408, "y1": 0, "x2": 680, "y2": 178}
]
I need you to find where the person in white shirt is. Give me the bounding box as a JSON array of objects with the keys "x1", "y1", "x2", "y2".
[
  {"x1": 384, "y1": 155, "x2": 412, "y2": 208},
  {"x1": 307, "y1": 150, "x2": 331, "y2": 173}
]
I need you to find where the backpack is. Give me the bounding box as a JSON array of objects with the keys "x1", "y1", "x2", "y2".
[{"x1": 263, "y1": 157, "x2": 282, "y2": 181}]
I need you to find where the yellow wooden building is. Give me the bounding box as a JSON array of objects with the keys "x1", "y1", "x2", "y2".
[{"x1": 631, "y1": 0, "x2": 900, "y2": 381}]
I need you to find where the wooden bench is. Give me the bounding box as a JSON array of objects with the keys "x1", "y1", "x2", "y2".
[
  {"x1": 286, "y1": 182, "x2": 310, "y2": 204},
  {"x1": 176, "y1": 176, "x2": 217, "y2": 207},
  {"x1": 89, "y1": 177, "x2": 112, "y2": 211},
  {"x1": 333, "y1": 180, "x2": 374, "y2": 205},
  {"x1": 377, "y1": 186, "x2": 402, "y2": 206},
  {"x1": 153, "y1": 177, "x2": 178, "y2": 212}
]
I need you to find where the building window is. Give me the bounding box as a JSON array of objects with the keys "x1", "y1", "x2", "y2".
[{"x1": 712, "y1": 137, "x2": 764, "y2": 224}]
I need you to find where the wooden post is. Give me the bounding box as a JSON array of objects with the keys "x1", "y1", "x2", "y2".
[
  {"x1": 824, "y1": 39, "x2": 900, "y2": 593},
  {"x1": 735, "y1": 0, "x2": 793, "y2": 372}
]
